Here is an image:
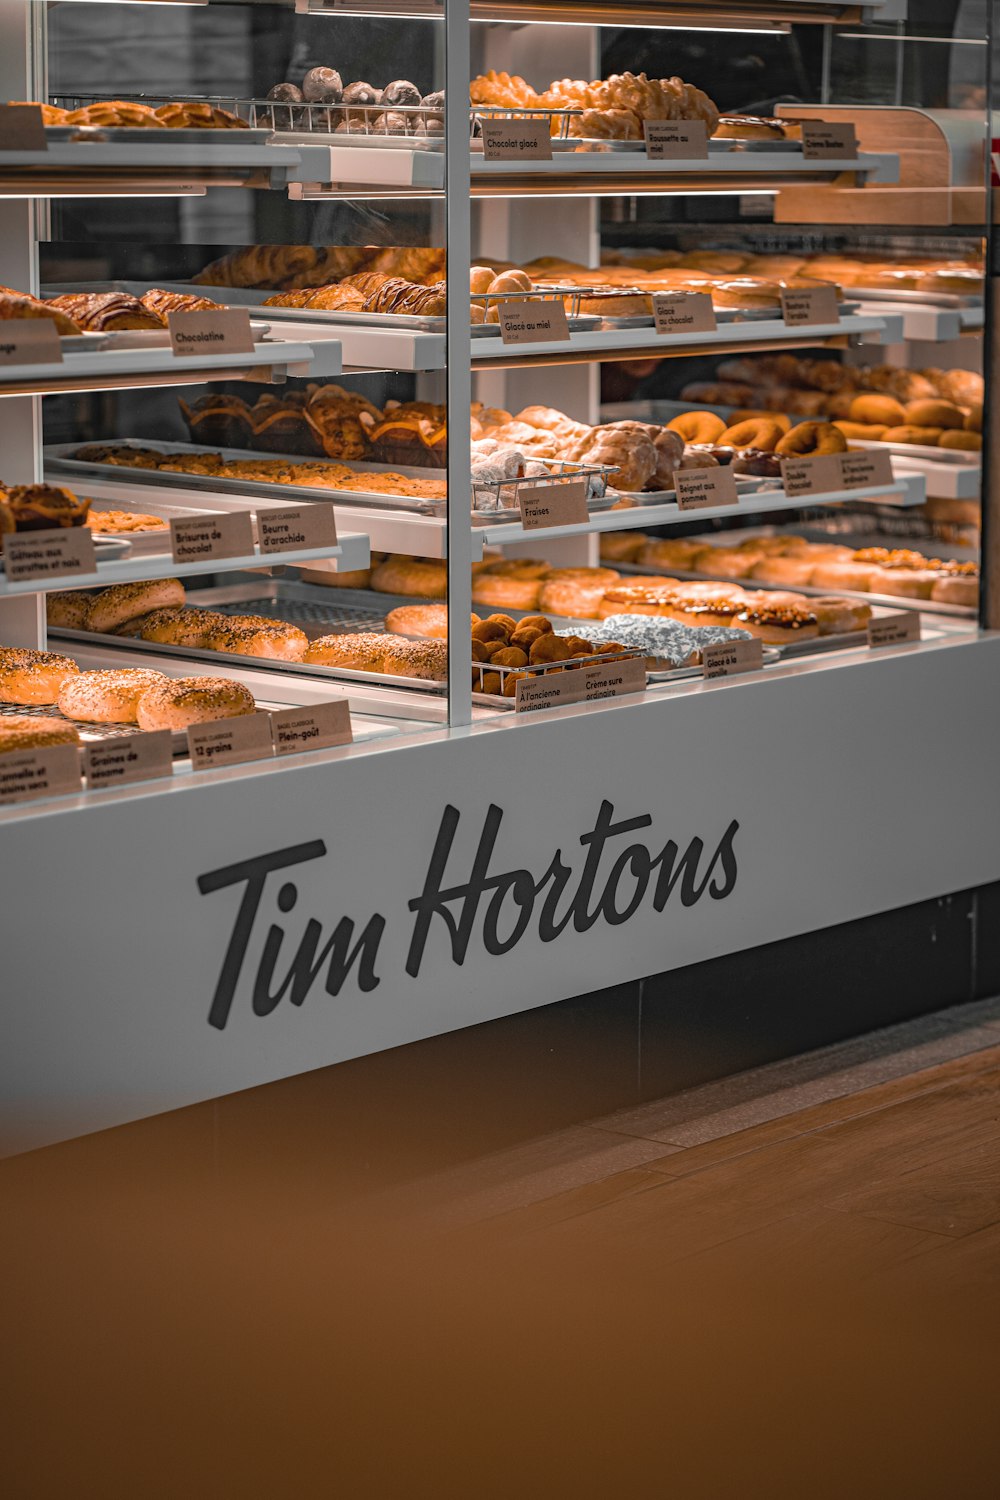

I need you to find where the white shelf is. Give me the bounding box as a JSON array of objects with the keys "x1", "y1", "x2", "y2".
[
  {"x1": 289, "y1": 142, "x2": 444, "y2": 191},
  {"x1": 0, "y1": 139, "x2": 301, "y2": 195},
  {"x1": 883, "y1": 457, "x2": 980, "y2": 501},
  {"x1": 850, "y1": 297, "x2": 973, "y2": 343},
  {"x1": 0, "y1": 336, "x2": 340, "y2": 394},
  {"x1": 0, "y1": 530, "x2": 370, "y2": 597}
]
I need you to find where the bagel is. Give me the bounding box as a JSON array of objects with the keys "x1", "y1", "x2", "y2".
[
  {"x1": 880, "y1": 426, "x2": 942, "y2": 447},
  {"x1": 0, "y1": 715, "x2": 81, "y2": 753},
  {"x1": 666, "y1": 411, "x2": 727, "y2": 445},
  {"x1": 775, "y1": 422, "x2": 848, "y2": 457},
  {"x1": 57, "y1": 668, "x2": 167, "y2": 724},
  {"x1": 136, "y1": 676, "x2": 256, "y2": 732},
  {"x1": 717, "y1": 419, "x2": 786, "y2": 453},
  {"x1": 848, "y1": 394, "x2": 907, "y2": 428},
  {"x1": 902, "y1": 399, "x2": 965, "y2": 430},
  {"x1": 937, "y1": 430, "x2": 982, "y2": 451},
  {"x1": 84, "y1": 578, "x2": 186, "y2": 636},
  {"x1": 0, "y1": 649, "x2": 80, "y2": 705},
  {"x1": 833, "y1": 421, "x2": 889, "y2": 441}
]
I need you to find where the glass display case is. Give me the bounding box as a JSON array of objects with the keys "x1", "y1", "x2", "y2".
[{"x1": 2, "y1": 0, "x2": 998, "y2": 1154}]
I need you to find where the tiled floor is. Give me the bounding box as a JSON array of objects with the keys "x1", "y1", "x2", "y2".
[{"x1": 2, "y1": 999, "x2": 999, "y2": 1498}]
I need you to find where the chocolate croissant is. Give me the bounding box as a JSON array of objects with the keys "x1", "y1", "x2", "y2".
[
  {"x1": 47, "y1": 292, "x2": 163, "y2": 332},
  {"x1": 0, "y1": 292, "x2": 82, "y2": 335},
  {"x1": 140, "y1": 289, "x2": 219, "y2": 320}
]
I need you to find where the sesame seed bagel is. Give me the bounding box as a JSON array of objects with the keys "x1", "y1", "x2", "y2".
[
  {"x1": 136, "y1": 675, "x2": 255, "y2": 732},
  {"x1": 57, "y1": 668, "x2": 167, "y2": 724},
  {"x1": 84, "y1": 578, "x2": 186, "y2": 635},
  {"x1": 0, "y1": 715, "x2": 81, "y2": 753},
  {"x1": 0, "y1": 648, "x2": 80, "y2": 705}
]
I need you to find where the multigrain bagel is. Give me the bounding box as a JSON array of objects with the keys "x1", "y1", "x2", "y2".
[
  {"x1": 201, "y1": 617, "x2": 308, "y2": 661},
  {"x1": 0, "y1": 648, "x2": 80, "y2": 705},
  {"x1": 717, "y1": 419, "x2": 785, "y2": 453},
  {"x1": 57, "y1": 668, "x2": 167, "y2": 723},
  {"x1": 775, "y1": 422, "x2": 848, "y2": 457},
  {"x1": 666, "y1": 411, "x2": 727, "y2": 445},
  {"x1": 848, "y1": 394, "x2": 906, "y2": 428},
  {"x1": 903, "y1": 399, "x2": 965, "y2": 430},
  {"x1": 84, "y1": 578, "x2": 186, "y2": 635},
  {"x1": 0, "y1": 714, "x2": 81, "y2": 753},
  {"x1": 136, "y1": 676, "x2": 256, "y2": 732}
]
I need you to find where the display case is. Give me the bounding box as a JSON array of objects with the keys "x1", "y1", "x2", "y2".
[{"x1": 2, "y1": 0, "x2": 999, "y2": 1154}]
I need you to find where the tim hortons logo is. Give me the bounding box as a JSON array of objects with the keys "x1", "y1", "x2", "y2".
[{"x1": 198, "y1": 801, "x2": 740, "y2": 1030}]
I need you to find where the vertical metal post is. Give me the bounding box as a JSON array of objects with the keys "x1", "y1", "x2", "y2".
[
  {"x1": 981, "y1": 0, "x2": 997, "y2": 631},
  {"x1": 444, "y1": 0, "x2": 472, "y2": 727}
]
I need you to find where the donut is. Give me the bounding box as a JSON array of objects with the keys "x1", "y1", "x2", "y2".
[
  {"x1": 808, "y1": 559, "x2": 878, "y2": 591},
  {"x1": 806, "y1": 596, "x2": 872, "y2": 635},
  {"x1": 57, "y1": 668, "x2": 167, "y2": 723},
  {"x1": 880, "y1": 426, "x2": 942, "y2": 447},
  {"x1": 710, "y1": 277, "x2": 782, "y2": 309},
  {"x1": 666, "y1": 411, "x2": 727, "y2": 445},
  {"x1": 380, "y1": 638, "x2": 448, "y2": 680},
  {"x1": 658, "y1": 587, "x2": 749, "y2": 630},
  {"x1": 695, "y1": 546, "x2": 763, "y2": 581},
  {"x1": 303, "y1": 633, "x2": 387, "y2": 670},
  {"x1": 136, "y1": 676, "x2": 256, "y2": 732},
  {"x1": 964, "y1": 408, "x2": 982, "y2": 433},
  {"x1": 84, "y1": 578, "x2": 186, "y2": 636},
  {"x1": 775, "y1": 422, "x2": 848, "y2": 457},
  {"x1": 931, "y1": 570, "x2": 978, "y2": 607},
  {"x1": 487, "y1": 270, "x2": 533, "y2": 294},
  {"x1": 46, "y1": 591, "x2": 95, "y2": 630},
  {"x1": 729, "y1": 410, "x2": 792, "y2": 433},
  {"x1": 902, "y1": 399, "x2": 965, "y2": 430},
  {"x1": 734, "y1": 595, "x2": 819, "y2": 643},
  {"x1": 870, "y1": 567, "x2": 940, "y2": 599},
  {"x1": 713, "y1": 115, "x2": 785, "y2": 140},
  {"x1": 201, "y1": 617, "x2": 308, "y2": 661},
  {"x1": 596, "y1": 582, "x2": 681, "y2": 620},
  {"x1": 370, "y1": 556, "x2": 447, "y2": 598},
  {"x1": 832, "y1": 421, "x2": 889, "y2": 441},
  {"x1": 537, "y1": 568, "x2": 621, "y2": 620},
  {"x1": 472, "y1": 574, "x2": 544, "y2": 610},
  {"x1": 0, "y1": 715, "x2": 81, "y2": 753},
  {"x1": 469, "y1": 266, "x2": 496, "y2": 294},
  {"x1": 848, "y1": 394, "x2": 907, "y2": 428},
  {"x1": 0, "y1": 649, "x2": 80, "y2": 705},
  {"x1": 599, "y1": 532, "x2": 647, "y2": 564},
  {"x1": 639, "y1": 538, "x2": 712, "y2": 571},
  {"x1": 938, "y1": 430, "x2": 981, "y2": 451},
  {"x1": 718, "y1": 419, "x2": 785, "y2": 453}
]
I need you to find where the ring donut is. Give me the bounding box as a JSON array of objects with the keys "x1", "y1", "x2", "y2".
[
  {"x1": 666, "y1": 411, "x2": 727, "y2": 445},
  {"x1": 717, "y1": 419, "x2": 786, "y2": 453},
  {"x1": 775, "y1": 421, "x2": 848, "y2": 457},
  {"x1": 729, "y1": 409, "x2": 792, "y2": 433},
  {"x1": 832, "y1": 421, "x2": 889, "y2": 441},
  {"x1": 848, "y1": 394, "x2": 906, "y2": 428}
]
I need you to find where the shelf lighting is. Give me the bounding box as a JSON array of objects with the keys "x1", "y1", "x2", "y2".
[{"x1": 836, "y1": 33, "x2": 986, "y2": 45}]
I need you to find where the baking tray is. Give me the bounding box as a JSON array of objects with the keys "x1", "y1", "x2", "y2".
[
  {"x1": 846, "y1": 285, "x2": 981, "y2": 308},
  {"x1": 549, "y1": 138, "x2": 803, "y2": 155},
  {"x1": 0, "y1": 532, "x2": 130, "y2": 574},
  {"x1": 596, "y1": 301, "x2": 858, "y2": 330},
  {"x1": 847, "y1": 437, "x2": 980, "y2": 466}
]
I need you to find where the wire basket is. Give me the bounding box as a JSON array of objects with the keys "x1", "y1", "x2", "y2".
[{"x1": 471, "y1": 459, "x2": 617, "y2": 513}]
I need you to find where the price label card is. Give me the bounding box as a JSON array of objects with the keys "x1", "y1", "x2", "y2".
[
  {"x1": 83, "y1": 730, "x2": 173, "y2": 790},
  {"x1": 187, "y1": 713, "x2": 275, "y2": 770},
  {"x1": 170, "y1": 511, "x2": 255, "y2": 565},
  {"x1": 868, "y1": 612, "x2": 921, "y2": 649},
  {"x1": 582, "y1": 656, "x2": 646, "y2": 701},
  {"x1": 674, "y1": 466, "x2": 740, "y2": 511},
  {"x1": 0, "y1": 743, "x2": 81, "y2": 807},
  {"x1": 514, "y1": 672, "x2": 582, "y2": 714},
  {"x1": 0, "y1": 103, "x2": 47, "y2": 152},
  {"x1": 498, "y1": 298, "x2": 570, "y2": 345},
  {"x1": 480, "y1": 117, "x2": 552, "y2": 162},
  {"x1": 518, "y1": 479, "x2": 589, "y2": 530},
  {"x1": 2, "y1": 527, "x2": 96, "y2": 582},
  {"x1": 840, "y1": 449, "x2": 894, "y2": 490},
  {"x1": 652, "y1": 291, "x2": 717, "y2": 336},
  {"x1": 168, "y1": 307, "x2": 255, "y2": 358},
  {"x1": 800, "y1": 120, "x2": 858, "y2": 160},
  {"x1": 272, "y1": 700, "x2": 353, "y2": 756},
  {"x1": 780, "y1": 453, "x2": 847, "y2": 498},
  {"x1": 643, "y1": 119, "x2": 708, "y2": 160},
  {"x1": 257, "y1": 504, "x2": 338, "y2": 555},
  {"x1": 780, "y1": 284, "x2": 840, "y2": 328},
  {"x1": 702, "y1": 638, "x2": 764, "y2": 680},
  {"x1": 0, "y1": 319, "x2": 64, "y2": 367}
]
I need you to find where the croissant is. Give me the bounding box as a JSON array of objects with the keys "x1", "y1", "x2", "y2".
[
  {"x1": 140, "y1": 289, "x2": 218, "y2": 321},
  {"x1": 154, "y1": 102, "x2": 248, "y2": 130},
  {"x1": 301, "y1": 284, "x2": 365, "y2": 311},
  {"x1": 64, "y1": 100, "x2": 160, "y2": 128},
  {"x1": 47, "y1": 292, "x2": 162, "y2": 332},
  {"x1": 470, "y1": 71, "x2": 541, "y2": 108},
  {"x1": 261, "y1": 289, "x2": 316, "y2": 308},
  {"x1": 362, "y1": 278, "x2": 448, "y2": 316},
  {"x1": 0, "y1": 293, "x2": 82, "y2": 335},
  {"x1": 194, "y1": 245, "x2": 323, "y2": 290}
]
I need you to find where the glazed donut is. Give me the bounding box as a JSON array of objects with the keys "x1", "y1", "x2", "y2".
[
  {"x1": 881, "y1": 426, "x2": 942, "y2": 447},
  {"x1": 0, "y1": 649, "x2": 80, "y2": 705},
  {"x1": 380, "y1": 637, "x2": 448, "y2": 680},
  {"x1": 385, "y1": 604, "x2": 448, "y2": 637},
  {"x1": 303, "y1": 633, "x2": 387, "y2": 670},
  {"x1": 833, "y1": 421, "x2": 889, "y2": 441},
  {"x1": 84, "y1": 577, "x2": 186, "y2": 635},
  {"x1": 937, "y1": 430, "x2": 982, "y2": 451},
  {"x1": 136, "y1": 676, "x2": 256, "y2": 732},
  {"x1": 0, "y1": 714, "x2": 81, "y2": 753},
  {"x1": 775, "y1": 422, "x2": 848, "y2": 457},
  {"x1": 201, "y1": 617, "x2": 308, "y2": 661},
  {"x1": 57, "y1": 668, "x2": 167, "y2": 724},
  {"x1": 848, "y1": 394, "x2": 906, "y2": 428},
  {"x1": 710, "y1": 277, "x2": 781, "y2": 309},
  {"x1": 472, "y1": 573, "x2": 544, "y2": 610},
  {"x1": 46, "y1": 591, "x2": 95, "y2": 631},
  {"x1": 718, "y1": 419, "x2": 785, "y2": 453},
  {"x1": 370, "y1": 555, "x2": 448, "y2": 599},
  {"x1": 729, "y1": 409, "x2": 792, "y2": 433},
  {"x1": 537, "y1": 567, "x2": 621, "y2": 620},
  {"x1": 808, "y1": 596, "x2": 873, "y2": 636},
  {"x1": 666, "y1": 411, "x2": 727, "y2": 445},
  {"x1": 600, "y1": 532, "x2": 647, "y2": 564},
  {"x1": 903, "y1": 399, "x2": 965, "y2": 430}
]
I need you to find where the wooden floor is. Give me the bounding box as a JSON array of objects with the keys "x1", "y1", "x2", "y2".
[{"x1": 2, "y1": 1020, "x2": 999, "y2": 1499}]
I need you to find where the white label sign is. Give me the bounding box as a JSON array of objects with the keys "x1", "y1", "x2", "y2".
[
  {"x1": 653, "y1": 292, "x2": 717, "y2": 336},
  {"x1": 498, "y1": 299, "x2": 569, "y2": 345},
  {"x1": 480, "y1": 118, "x2": 552, "y2": 162},
  {"x1": 800, "y1": 120, "x2": 858, "y2": 160},
  {"x1": 780, "y1": 453, "x2": 847, "y2": 498},
  {"x1": 83, "y1": 730, "x2": 173, "y2": 790},
  {"x1": 168, "y1": 307, "x2": 255, "y2": 358},
  {"x1": 187, "y1": 713, "x2": 275, "y2": 770},
  {"x1": 0, "y1": 319, "x2": 63, "y2": 367},
  {"x1": 514, "y1": 672, "x2": 579, "y2": 713},
  {"x1": 780, "y1": 284, "x2": 840, "y2": 328},
  {"x1": 868, "y1": 612, "x2": 921, "y2": 649},
  {"x1": 675, "y1": 466, "x2": 740, "y2": 511},
  {"x1": 0, "y1": 742, "x2": 81, "y2": 806},
  {"x1": 702, "y1": 638, "x2": 765, "y2": 679},
  {"x1": 581, "y1": 656, "x2": 646, "y2": 701},
  {"x1": 257, "y1": 504, "x2": 338, "y2": 555},
  {"x1": 840, "y1": 449, "x2": 895, "y2": 490},
  {"x1": 643, "y1": 119, "x2": 709, "y2": 159},
  {"x1": 517, "y1": 480, "x2": 589, "y2": 530},
  {"x1": 170, "y1": 511, "x2": 255, "y2": 565},
  {"x1": 272, "y1": 700, "x2": 353, "y2": 756},
  {"x1": 2, "y1": 527, "x2": 96, "y2": 582}
]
